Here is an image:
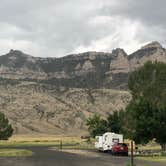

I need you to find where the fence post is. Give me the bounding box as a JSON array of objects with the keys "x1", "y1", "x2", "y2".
[
  {"x1": 60, "y1": 140, "x2": 62, "y2": 150},
  {"x1": 131, "y1": 140, "x2": 134, "y2": 166}
]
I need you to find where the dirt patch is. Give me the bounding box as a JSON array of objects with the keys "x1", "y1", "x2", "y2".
[{"x1": 51, "y1": 148, "x2": 101, "y2": 158}]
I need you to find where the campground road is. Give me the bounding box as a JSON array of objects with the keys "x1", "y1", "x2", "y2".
[{"x1": 0, "y1": 146, "x2": 165, "y2": 166}]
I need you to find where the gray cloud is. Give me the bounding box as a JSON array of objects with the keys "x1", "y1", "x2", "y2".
[
  {"x1": 126, "y1": 0, "x2": 165, "y2": 27},
  {"x1": 0, "y1": 0, "x2": 165, "y2": 57},
  {"x1": 100, "y1": 0, "x2": 166, "y2": 47}
]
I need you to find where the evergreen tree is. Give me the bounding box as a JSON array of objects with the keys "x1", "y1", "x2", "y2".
[{"x1": 0, "y1": 112, "x2": 13, "y2": 140}]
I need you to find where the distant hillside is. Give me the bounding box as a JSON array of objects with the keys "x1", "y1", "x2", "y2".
[
  {"x1": 0, "y1": 41, "x2": 166, "y2": 135},
  {"x1": 0, "y1": 82, "x2": 131, "y2": 135}
]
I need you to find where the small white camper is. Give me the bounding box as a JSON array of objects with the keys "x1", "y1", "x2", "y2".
[
  {"x1": 95, "y1": 132, "x2": 123, "y2": 151},
  {"x1": 95, "y1": 136, "x2": 103, "y2": 150}
]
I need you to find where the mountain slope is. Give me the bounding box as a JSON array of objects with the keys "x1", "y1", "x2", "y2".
[
  {"x1": 0, "y1": 82, "x2": 131, "y2": 135},
  {"x1": 0, "y1": 41, "x2": 165, "y2": 135}
]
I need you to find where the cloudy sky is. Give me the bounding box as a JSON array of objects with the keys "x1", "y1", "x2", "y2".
[{"x1": 0, "y1": 0, "x2": 165, "y2": 57}]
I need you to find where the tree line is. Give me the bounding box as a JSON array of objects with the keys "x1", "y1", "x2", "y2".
[{"x1": 87, "y1": 61, "x2": 166, "y2": 151}]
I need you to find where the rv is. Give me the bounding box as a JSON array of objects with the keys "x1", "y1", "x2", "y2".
[{"x1": 95, "y1": 132, "x2": 123, "y2": 152}]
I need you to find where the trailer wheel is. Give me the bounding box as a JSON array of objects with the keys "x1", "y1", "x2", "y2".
[
  {"x1": 111, "y1": 151, "x2": 115, "y2": 155},
  {"x1": 124, "y1": 152, "x2": 128, "y2": 156}
]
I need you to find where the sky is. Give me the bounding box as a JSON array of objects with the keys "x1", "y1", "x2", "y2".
[{"x1": 0, "y1": 0, "x2": 165, "y2": 57}]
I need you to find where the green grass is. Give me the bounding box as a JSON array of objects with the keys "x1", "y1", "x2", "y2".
[
  {"x1": 138, "y1": 145, "x2": 161, "y2": 151},
  {"x1": 0, "y1": 135, "x2": 95, "y2": 149},
  {"x1": 0, "y1": 140, "x2": 95, "y2": 151},
  {"x1": 0, "y1": 141, "x2": 61, "y2": 147},
  {"x1": 0, "y1": 135, "x2": 87, "y2": 147},
  {"x1": 0, "y1": 149, "x2": 33, "y2": 157},
  {"x1": 0, "y1": 141, "x2": 88, "y2": 148},
  {"x1": 136, "y1": 156, "x2": 166, "y2": 162}
]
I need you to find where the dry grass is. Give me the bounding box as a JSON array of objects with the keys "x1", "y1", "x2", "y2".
[
  {"x1": 136, "y1": 156, "x2": 166, "y2": 162},
  {"x1": 0, "y1": 135, "x2": 85, "y2": 147},
  {"x1": 138, "y1": 141, "x2": 161, "y2": 151},
  {"x1": 9, "y1": 134, "x2": 82, "y2": 142},
  {"x1": 0, "y1": 149, "x2": 33, "y2": 157}
]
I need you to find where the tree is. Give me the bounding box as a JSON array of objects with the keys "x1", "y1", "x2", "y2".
[
  {"x1": 86, "y1": 111, "x2": 125, "y2": 138},
  {"x1": 128, "y1": 61, "x2": 166, "y2": 107},
  {"x1": 86, "y1": 114, "x2": 108, "y2": 138},
  {"x1": 125, "y1": 61, "x2": 166, "y2": 151},
  {"x1": 154, "y1": 106, "x2": 166, "y2": 151},
  {"x1": 0, "y1": 112, "x2": 13, "y2": 140},
  {"x1": 107, "y1": 110, "x2": 124, "y2": 134},
  {"x1": 125, "y1": 98, "x2": 166, "y2": 151},
  {"x1": 125, "y1": 98, "x2": 156, "y2": 144}
]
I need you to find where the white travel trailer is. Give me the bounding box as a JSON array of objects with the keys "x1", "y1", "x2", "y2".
[{"x1": 95, "y1": 132, "x2": 123, "y2": 151}]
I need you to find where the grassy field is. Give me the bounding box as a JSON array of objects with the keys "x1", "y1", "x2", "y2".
[
  {"x1": 138, "y1": 144, "x2": 161, "y2": 151},
  {"x1": 0, "y1": 135, "x2": 95, "y2": 157},
  {"x1": 136, "y1": 156, "x2": 166, "y2": 162},
  {"x1": 0, "y1": 135, "x2": 163, "y2": 152},
  {"x1": 0, "y1": 149, "x2": 33, "y2": 157},
  {"x1": 0, "y1": 135, "x2": 94, "y2": 148}
]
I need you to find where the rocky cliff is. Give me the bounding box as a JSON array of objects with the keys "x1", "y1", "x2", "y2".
[
  {"x1": 0, "y1": 41, "x2": 165, "y2": 90},
  {"x1": 0, "y1": 41, "x2": 165, "y2": 135}
]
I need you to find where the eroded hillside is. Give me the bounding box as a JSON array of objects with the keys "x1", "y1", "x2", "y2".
[{"x1": 0, "y1": 81, "x2": 131, "y2": 135}]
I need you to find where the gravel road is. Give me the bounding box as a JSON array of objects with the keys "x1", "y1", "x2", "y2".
[{"x1": 0, "y1": 146, "x2": 165, "y2": 166}]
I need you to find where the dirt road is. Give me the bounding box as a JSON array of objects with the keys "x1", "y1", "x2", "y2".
[{"x1": 0, "y1": 146, "x2": 165, "y2": 166}]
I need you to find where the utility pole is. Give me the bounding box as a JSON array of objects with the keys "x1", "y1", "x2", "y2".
[{"x1": 131, "y1": 140, "x2": 134, "y2": 166}]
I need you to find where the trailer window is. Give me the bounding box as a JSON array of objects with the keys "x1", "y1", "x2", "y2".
[
  {"x1": 104, "y1": 135, "x2": 108, "y2": 141},
  {"x1": 112, "y1": 138, "x2": 119, "y2": 143}
]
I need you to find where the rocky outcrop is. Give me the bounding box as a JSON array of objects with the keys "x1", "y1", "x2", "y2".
[
  {"x1": 0, "y1": 41, "x2": 165, "y2": 89},
  {"x1": 141, "y1": 41, "x2": 162, "y2": 49},
  {"x1": 128, "y1": 41, "x2": 166, "y2": 71},
  {"x1": 109, "y1": 48, "x2": 129, "y2": 74}
]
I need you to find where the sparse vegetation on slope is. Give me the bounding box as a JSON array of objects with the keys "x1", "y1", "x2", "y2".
[{"x1": 0, "y1": 81, "x2": 130, "y2": 135}]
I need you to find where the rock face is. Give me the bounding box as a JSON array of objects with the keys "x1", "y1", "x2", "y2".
[
  {"x1": 0, "y1": 41, "x2": 166, "y2": 135},
  {"x1": 128, "y1": 41, "x2": 166, "y2": 70},
  {"x1": 110, "y1": 48, "x2": 129, "y2": 74},
  {"x1": 0, "y1": 42, "x2": 165, "y2": 90}
]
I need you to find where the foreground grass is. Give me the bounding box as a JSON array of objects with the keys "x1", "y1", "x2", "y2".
[
  {"x1": 138, "y1": 144, "x2": 161, "y2": 151},
  {"x1": 0, "y1": 141, "x2": 60, "y2": 147},
  {"x1": 136, "y1": 156, "x2": 166, "y2": 162},
  {"x1": 0, "y1": 149, "x2": 33, "y2": 157}
]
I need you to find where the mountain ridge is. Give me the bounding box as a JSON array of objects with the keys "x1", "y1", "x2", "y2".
[
  {"x1": 0, "y1": 41, "x2": 165, "y2": 90},
  {"x1": 0, "y1": 41, "x2": 166, "y2": 135}
]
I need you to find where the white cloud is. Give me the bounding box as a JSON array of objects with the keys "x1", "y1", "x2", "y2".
[
  {"x1": 0, "y1": 0, "x2": 165, "y2": 57},
  {"x1": 74, "y1": 17, "x2": 145, "y2": 54}
]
